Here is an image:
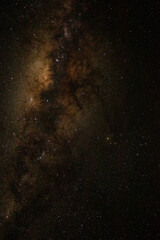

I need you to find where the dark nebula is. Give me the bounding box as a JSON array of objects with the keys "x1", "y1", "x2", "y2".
[{"x1": 0, "y1": 0, "x2": 159, "y2": 239}]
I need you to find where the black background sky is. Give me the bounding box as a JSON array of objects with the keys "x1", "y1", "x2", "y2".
[{"x1": 0, "y1": 0, "x2": 159, "y2": 239}]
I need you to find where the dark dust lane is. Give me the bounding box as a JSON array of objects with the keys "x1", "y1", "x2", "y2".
[{"x1": 0, "y1": 0, "x2": 157, "y2": 239}]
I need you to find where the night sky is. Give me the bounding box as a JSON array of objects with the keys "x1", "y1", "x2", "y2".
[{"x1": 0, "y1": 0, "x2": 159, "y2": 239}]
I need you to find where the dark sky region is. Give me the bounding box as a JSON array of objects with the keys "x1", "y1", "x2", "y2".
[{"x1": 0, "y1": 0, "x2": 159, "y2": 239}]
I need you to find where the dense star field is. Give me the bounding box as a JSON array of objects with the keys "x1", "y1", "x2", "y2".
[{"x1": 0, "y1": 0, "x2": 159, "y2": 239}]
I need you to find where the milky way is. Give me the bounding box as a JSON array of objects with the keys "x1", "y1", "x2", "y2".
[{"x1": 0, "y1": 1, "x2": 128, "y2": 239}]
